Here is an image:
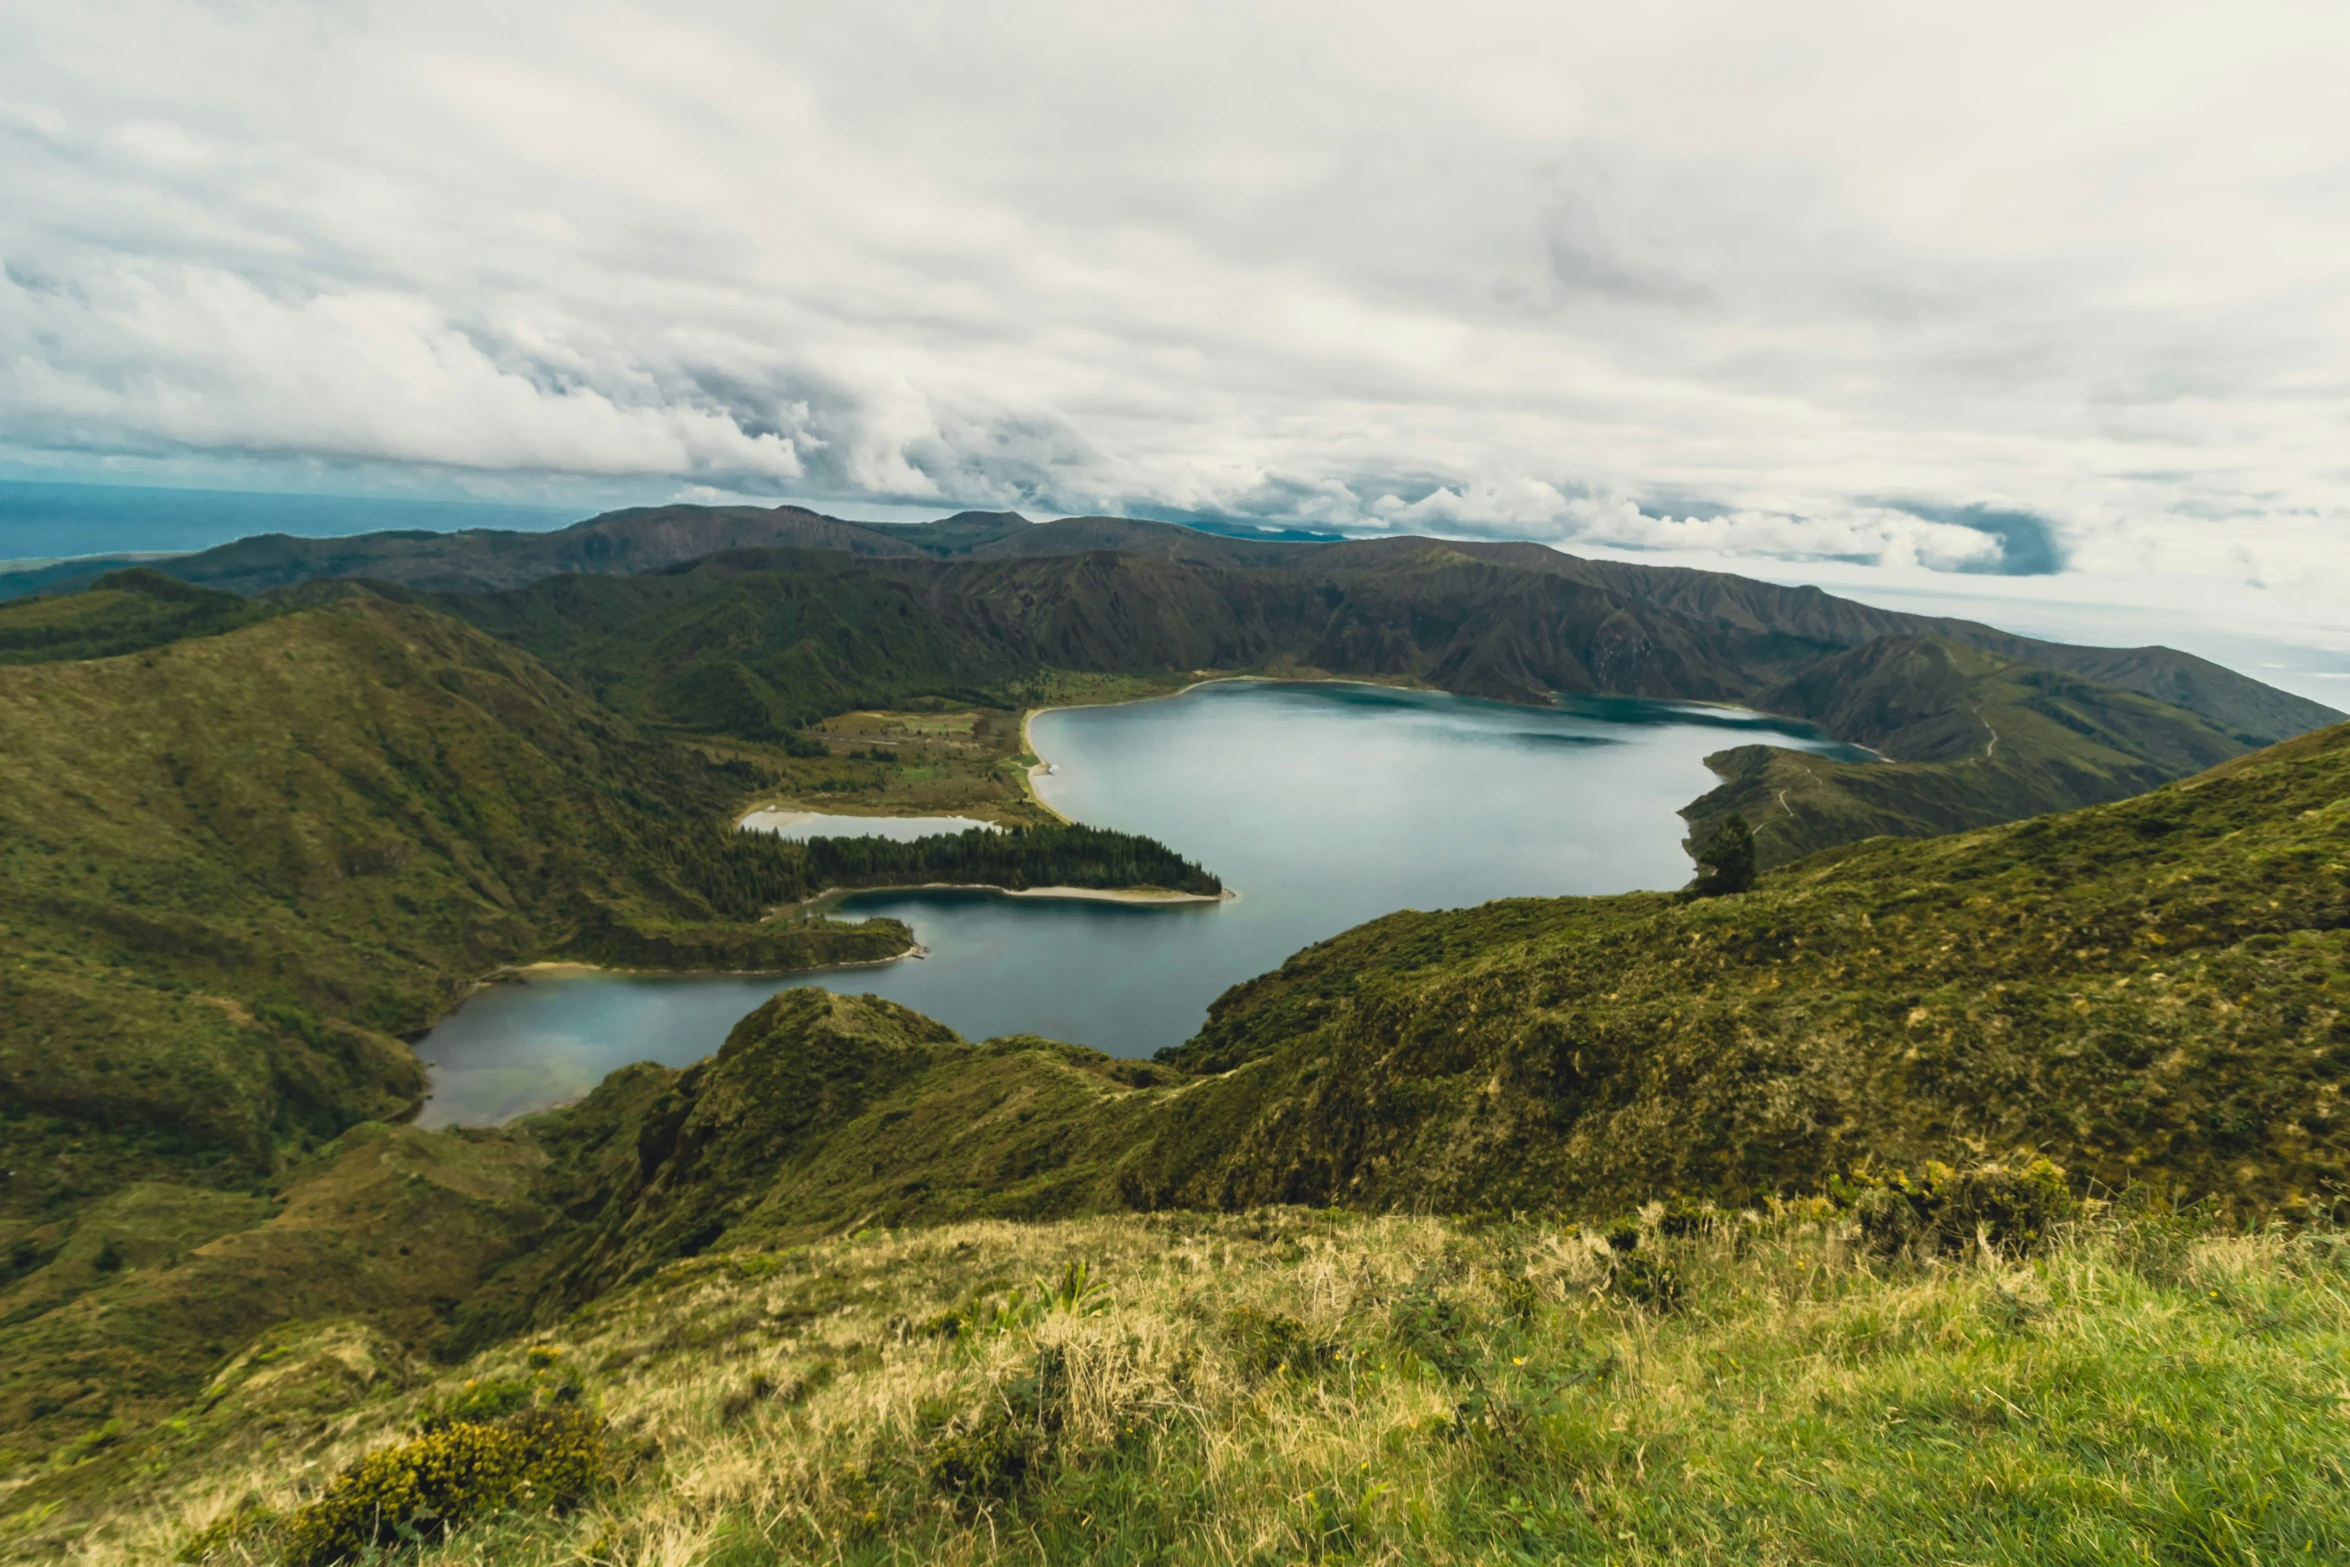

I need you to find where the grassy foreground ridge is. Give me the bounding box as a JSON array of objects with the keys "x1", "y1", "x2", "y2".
[{"x1": 31, "y1": 1202, "x2": 2350, "y2": 1565}]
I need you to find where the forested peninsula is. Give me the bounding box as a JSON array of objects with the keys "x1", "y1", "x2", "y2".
[{"x1": 796, "y1": 824, "x2": 1221, "y2": 899}]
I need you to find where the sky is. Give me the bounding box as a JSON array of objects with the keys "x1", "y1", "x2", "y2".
[{"x1": 4, "y1": 1, "x2": 2348, "y2": 671}]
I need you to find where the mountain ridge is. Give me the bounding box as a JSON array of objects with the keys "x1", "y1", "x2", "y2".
[{"x1": 6, "y1": 502, "x2": 2329, "y2": 744}]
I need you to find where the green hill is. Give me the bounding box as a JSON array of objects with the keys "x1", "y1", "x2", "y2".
[
  {"x1": 1140, "y1": 723, "x2": 2349, "y2": 1216},
  {"x1": 14, "y1": 502, "x2": 2327, "y2": 745},
  {"x1": 398, "y1": 548, "x2": 1042, "y2": 734},
  {"x1": 393, "y1": 543, "x2": 2295, "y2": 868},
  {"x1": 0, "y1": 596, "x2": 913, "y2": 1225},
  {"x1": 11, "y1": 507, "x2": 2331, "y2": 876},
  {"x1": 6, "y1": 723, "x2": 2349, "y2": 1563},
  {"x1": 1681, "y1": 635, "x2": 2257, "y2": 866},
  {"x1": 458, "y1": 717, "x2": 2350, "y2": 1296},
  {"x1": 93, "y1": 714, "x2": 2316, "y2": 1365},
  {"x1": 0, "y1": 567, "x2": 275, "y2": 665}
]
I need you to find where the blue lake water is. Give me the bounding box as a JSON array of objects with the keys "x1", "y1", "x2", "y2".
[{"x1": 412, "y1": 681, "x2": 1864, "y2": 1126}]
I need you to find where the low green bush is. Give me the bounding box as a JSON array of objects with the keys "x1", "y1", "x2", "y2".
[
  {"x1": 1840, "y1": 1157, "x2": 2076, "y2": 1257},
  {"x1": 421, "y1": 1347, "x2": 583, "y2": 1433},
  {"x1": 922, "y1": 1348, "x2": 1071, "y2": 1508}
]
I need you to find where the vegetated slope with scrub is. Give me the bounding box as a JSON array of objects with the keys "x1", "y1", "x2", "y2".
[
  {"x1": 263, "y1": 719, "x2": 2350, "y2": 1342},
  {"x1": 0, "y1": 594, "x2": 907, "y2": 1224},
  {"x1": 0, "y1": 567, "x2": 277, "y2": 665},
  {"x1": 392, "y1": 549, "x2": 1044, "y2": 735},
  {"x1": 1145, "y1": 720, "x2": 2350, "y2": 1216},
  {"x1": 378, "y1": 536, "x2": 2310, "y2": 866},
  {"x1": 628, "y1": 722, "x2": 2350, "y2": 1275},
  {"x1": 17, "y1": 500, "x2": 2326, "y2": 742},
  {"x1": 26, "y1": 1200, "x2": 2350, "y2": 1566},
  {"x1": 5, "y1": 726, "x2": 2347, "y2": 1557},
  {"x1": 0, "y1": 591, "x2": 1227, "y2": 1478},
  {"x1": 10, "y1": 509, "x2": 2332, "y2": 872},
  {"x1": 1681, "y1": 634, "x2": 2257, "y2": 866}
]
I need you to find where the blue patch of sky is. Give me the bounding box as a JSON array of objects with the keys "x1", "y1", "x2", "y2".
[{"x1": 1884, "y1": 501, "x2": 2068, "y2": 576}]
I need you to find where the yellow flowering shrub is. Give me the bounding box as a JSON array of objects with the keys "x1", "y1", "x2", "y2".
[{"x1": 277, "y1": 1405, "x2": 605, "y2": 1566}]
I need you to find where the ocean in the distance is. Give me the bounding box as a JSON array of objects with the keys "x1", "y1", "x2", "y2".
[
  {"x1": 0, "y1": 479, "x2": 582, "y2": 564},
  {"x1": 413, "y1": 680, "x2": 1868, "y2": 1126}
]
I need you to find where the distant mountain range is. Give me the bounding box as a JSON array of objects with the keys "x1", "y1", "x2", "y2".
[{"x1": 2, "y1": 503, "x2": 2338, "y2": 869}]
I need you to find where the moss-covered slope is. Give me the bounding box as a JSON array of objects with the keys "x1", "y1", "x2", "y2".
[
  {"x1": 0, "y1": 1125, "x2": 562, "y2": 1466},
  {"x1": 475, "y1": 992, "x2": 1184, "y2": 1314},
  {"x1": 0, "y1": 568, "x2": 275, "y2": 665}
]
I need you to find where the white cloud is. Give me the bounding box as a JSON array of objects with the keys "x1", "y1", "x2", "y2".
[{"x1": 1, "y1": 0, "x2": 2347, "y2": 594}]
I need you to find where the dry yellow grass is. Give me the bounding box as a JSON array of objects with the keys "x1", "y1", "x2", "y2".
[{"x1": 22, "y1": 1199, "x2": 2348, "y2": 1566}]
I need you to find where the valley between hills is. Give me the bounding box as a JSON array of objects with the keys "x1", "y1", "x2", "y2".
[{"x1": 1, "y1": 505, "x2": 2346, "y2": 1564}]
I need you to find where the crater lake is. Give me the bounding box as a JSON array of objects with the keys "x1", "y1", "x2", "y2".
[{"x1": 412, "y1": 680, "x2": 1863, "y2": 1125}]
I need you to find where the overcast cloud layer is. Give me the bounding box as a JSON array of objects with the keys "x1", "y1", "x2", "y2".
[{"x1": 4, "y1": 1, "x2": 2349, "y2": 599}]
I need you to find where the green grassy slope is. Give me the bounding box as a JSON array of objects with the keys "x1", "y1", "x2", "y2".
[
  {"x1": 0, "y1": 596, "x2": 908, "y2": 1223},
  {"x1": 0, "y1": 505, "x2": 937, "y2": 601},
  {"x1": 0, "y1": 568, "x2": 274, "y2": 664},
  {"x1": 12, "y1": 500, "x2": 2327, "y2": 740},
  {"x1": 405, "y1": 549, "x2": 1041, "y2": 734},
  {"x1": 26, "y1": 1204, "x2": 2350, "y2": 1566},
  {"x1": 1681, "y1": 636, "x2": 2257, "y2": 866},
  {"x1": 1146, "y1": 722, "x2": 2350, "y2": 1215},
  {"x1": 458, "y1": 721, "x2": 2350, "y2": 1290},
  {"x1": 15, "y1": 512, "x2": 2325, "y2": 878},
  {"x1": 1460, "y1": 540, "x2": 2341, "y2": 744},
  {"x1": 0, "y1": 1124, "x2": 563, "y2": 1469},
  {"x1": 5, "y1": 727, "x2": 2346, "y2": 1553}
]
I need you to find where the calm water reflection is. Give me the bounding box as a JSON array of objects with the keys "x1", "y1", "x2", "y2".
[{"x1": 414, "y1": 682, "x2": 1861, "y2": 1125}]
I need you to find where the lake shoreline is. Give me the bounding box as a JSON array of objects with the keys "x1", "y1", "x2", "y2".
[
  {"x1": 800, "y1": 882, "x2": 1235, "y2": 911},
  {"x1": 417, "y1": 681, "x2": 1854, "y2": 1127},
  {"x1": 1021, "y1": 671, "x2": 1438, "y2": 811},
  {"x1": 465, "y1": 936, "x2": 926, "y2": 993}
]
